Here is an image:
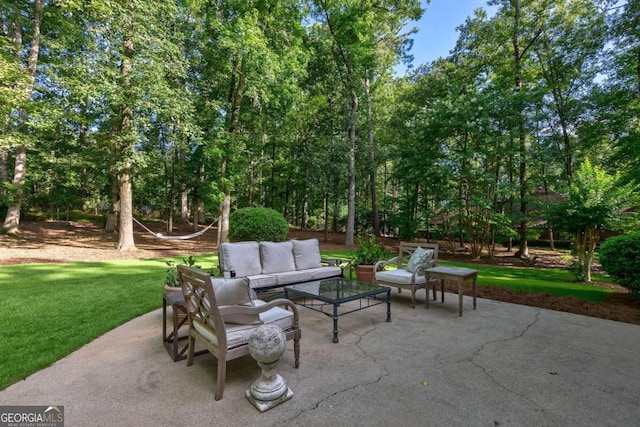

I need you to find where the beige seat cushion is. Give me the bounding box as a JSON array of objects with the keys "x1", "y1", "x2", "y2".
[
  {"x1": 246, "y1": 274, "x2": 278, "y2": 290},
  {"x1": 305, "y1": 266, "x2": 343, "y2": 281},
  {"x1": 194, "y1": 300, "x2": 294, "y2": 348},
  {"x1": 375, "y1": 269, "x2": 428, "y2": 285}
]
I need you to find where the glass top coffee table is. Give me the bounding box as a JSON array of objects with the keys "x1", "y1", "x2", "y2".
[{"x1": 284, "y1": 278, "x2": 391, "y2": 343}]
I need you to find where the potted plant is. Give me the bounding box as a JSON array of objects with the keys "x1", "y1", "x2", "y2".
[
  {"x1": 351, "y1": 235, "x2": 386, "y2": 283},
  {"x1": 164, "y1": 254, "x2": 199, "y2": 293}
]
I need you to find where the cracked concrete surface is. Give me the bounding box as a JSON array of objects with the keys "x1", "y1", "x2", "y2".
[{"x1": 1, "y1": 293, "x2": 639, "y2": 427}]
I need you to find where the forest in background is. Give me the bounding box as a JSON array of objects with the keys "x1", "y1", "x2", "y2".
[{"x1": 1, "y1": 0, "x2": 639, "y2": 260}]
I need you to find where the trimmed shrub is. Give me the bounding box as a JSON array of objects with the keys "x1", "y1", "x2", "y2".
[
  {"x1": 599, "y1": 232, "x2": 640, "y2": 299},
  {"x1": 228, "y1": 207, "x2": 289, "y2": 242}
]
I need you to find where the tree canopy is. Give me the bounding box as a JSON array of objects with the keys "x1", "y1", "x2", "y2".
[{"x1": 1, "y1": 0, "x2": 637, "y2": 272}]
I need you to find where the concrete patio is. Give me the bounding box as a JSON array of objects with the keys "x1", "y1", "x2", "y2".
[{"x1": 1, "y1": 292, "x2": 639, "y2": 426}]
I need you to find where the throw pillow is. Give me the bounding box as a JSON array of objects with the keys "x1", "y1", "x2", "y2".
[
  {"x1": 211, "y1": 277, "x2": 261, "y2": 325},
  {"x1": 406, "y1": 247, "x2": 434, "y2": 275}
]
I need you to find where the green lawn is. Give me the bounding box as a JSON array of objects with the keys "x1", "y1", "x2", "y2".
[
  {"x1": 0, "y1": 254, "x2": 218, "y2": 391},
  {"x1": 324, "y1": 249, "x2": 614, "y2": 302},
  {"x1": 437, "y1": 260, "x2": 614, "y2": 301},
  {"x1": 0, "y1": 250, "x2": 614, "y2": 391}
]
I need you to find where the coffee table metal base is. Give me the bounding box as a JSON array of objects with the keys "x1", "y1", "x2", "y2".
[{"x1": 285, "y1": 279, "x2": 391, "y2": 343}]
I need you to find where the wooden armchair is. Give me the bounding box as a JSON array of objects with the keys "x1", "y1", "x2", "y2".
[
  {"x1": 373, "y1": 242, "x2": 439, "y2": 308},
  {"x1": 178, "y1": 265, "x2": 301, "y2": 400}
]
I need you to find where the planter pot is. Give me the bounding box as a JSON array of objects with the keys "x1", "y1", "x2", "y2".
[
  {"x1": 354, "y1": 265, "x2": 376, "y2": 284},
  {"x1": 164, "y1": 285, "x2": 187, "y2": 323}
]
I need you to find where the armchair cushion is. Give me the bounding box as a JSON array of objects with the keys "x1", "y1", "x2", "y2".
[
  {"x1": 292, "y1": 238, "x2": 322, "y2": 270},
  {"x1": 193, "y1": 300, "x2": 294, "y2": 348},
  {"x1": 376, "y1": 269, "x2": 428, "y2": 285},
  {"x1": 260, "y1": 241, "x2": 296, "y2": 274},
  {"x1": 406, "y1": 247, "x2": 434, "y2": 275}
]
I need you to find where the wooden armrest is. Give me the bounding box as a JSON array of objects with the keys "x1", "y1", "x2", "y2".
[
  {"x1": 321, "y1": 257, "x2": 351, "y2": 269},
  {"x1": 422, "y1": 259, "x2": 437, "y2": 270},
  {"x1": 374, "y1": 256, "x2": 399, "y2": 271}
]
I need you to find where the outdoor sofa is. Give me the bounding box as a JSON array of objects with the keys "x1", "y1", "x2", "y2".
[{"x1": 218, "y1": 239, "x2": 345, "y2": 291}]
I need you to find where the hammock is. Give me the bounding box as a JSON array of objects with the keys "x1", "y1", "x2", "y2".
[{"x1": 133, "y1": 217, "x2": 218, "y2": 241}]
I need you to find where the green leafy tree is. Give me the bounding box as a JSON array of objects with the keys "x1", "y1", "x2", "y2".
[
  {"x1": 1, "y1": 0, "x2": 44, "y2": 233},
  {"x1": 188, "y1": 0, "x2": 309, "y2": 245},
  {"x1": 549, "y1": 159, "x2": 632, "y2": 282},
  {"x1": 53, "y1": 0, "x2": 194, "y2": 250},
  {"x1": 0, "y1": 31, "x2": 30, "y2": 208},
  {"x1": 532, "y1": 0, "x2": 607, "y2": 184},
  {"x1": 589, "y1": 0, "x2": 640, "y2": 186},
  {"x1": 311, "y1": 0, "x2": 422, "y2": 245}
]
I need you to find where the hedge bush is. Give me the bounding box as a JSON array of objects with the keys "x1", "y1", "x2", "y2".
[
  {"x1": 228, "y1": 207, "x2": 289, "y2": 242},
  {"x1": 598, "y1": 232, "x2": 640, "y2": 299}
]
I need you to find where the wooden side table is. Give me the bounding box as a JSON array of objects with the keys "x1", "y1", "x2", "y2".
[
  {"x1": 425, "y1": 266, "x2": 479, "y2": 316},
  {"x1": 162, "y1": 291, "x2": 189, "y2": 362},
  {"x1": 162, "y1": 291, "x2": 206, "y2": 362}
]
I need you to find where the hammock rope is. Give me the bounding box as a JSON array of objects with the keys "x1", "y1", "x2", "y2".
[{"x1": 133, "y1": 217, "x2": 218, "y2": 241}]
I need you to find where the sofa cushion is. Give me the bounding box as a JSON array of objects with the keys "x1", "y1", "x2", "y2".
[
  {"x1": 246, "y1": 274, "x2": 278, "y2": 290},
  {"x1": 308, "y1": 266, "x2": 343, "y2": 281},
  {"x1": 260, "y1": 241, "x2": 296, "y2": 274},
  {"x1": 274, "y1": 270, "x2": 316, "y2": 286},
  {"x1": 220, "y1": 241, "x2": 262, "y2": 277},
  {"x1": 211, "y1": 277, "x2": 260, "y2": 324},
  {"x1": 291, "y1": 238, "x2": 322, "y2": 270}
]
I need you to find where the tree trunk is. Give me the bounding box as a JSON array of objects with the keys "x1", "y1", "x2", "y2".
[
  {"x1": 79, "y1": 124, "x2": 88, "y2": 209},
  {"x1": 345, "y1": 92, "x2": 357, "y2": 246},
  {"x1": 117, "y1": 37, "x2": 136, "y2": 251},
  {"x1": 167, "y1": 145, "x2": 175, "y2": 234},
  {"x1": 3, "y1": 146, "x2": 26, "y2": 233},
  {"x1": 573, "y1": 228, "x2": 597, "y2": 283},
  {"x1": 392, "y1": 178, "x2": 399, "y2": 236},
  {"x1": 192, "y1": 196, "x2": 199, "y2": 232},
  {"x1": 218, "y1": 194, "x2": 230, "y2": 245},
  {"x1": 0, "y1": 148, "x2": 7, "y2": 193},
  {"x1": 323, "y1": 195, "x2": 329, "y2": 243},
  {"x1": 179, "y1": 148, "x2": 189, "y2": 224},
  {"x1": 118, "y1": 167, "x2": 136, "y2": 251},
  {"x1": 365, "y1": 76, "x2": 380, "y2": 236},
  {"x1": 2, "y1": 0, "x2": 43, "y2": 234},
  {"x1": 512, "y1": 0, "x2": 529, "y2": 259},
  {"x1": 217, "y1": 56, "x2": 246, "y2": 246},
  {"x1": 543, "y1": 181, "x2": 555, "y2": 250},
  {"x1": 104, "y1": 171, "x2": 119, "y2": 232}
]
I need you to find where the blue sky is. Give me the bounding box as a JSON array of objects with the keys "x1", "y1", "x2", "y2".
[{"x1": 398, "y1": 0, "x2": 496, "y2": 74}]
